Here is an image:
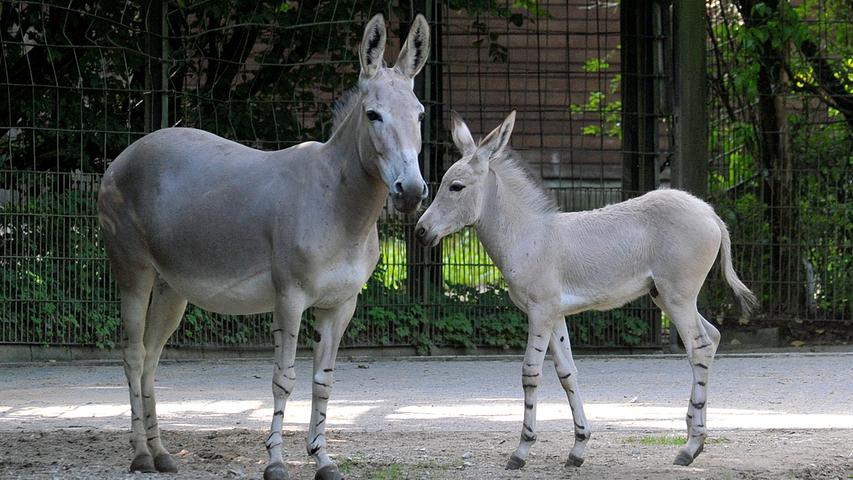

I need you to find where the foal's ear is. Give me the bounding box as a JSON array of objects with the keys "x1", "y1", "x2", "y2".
[
  {"x1": 451, "y1": 110, "x2": 476, "y2": 157},
  {"x1": 360, "y1": 14, "x2": 387, "y2": 80},
  {"x1": 395, "y1": 14, "x2": 430, "y2": 79},
  {"x1": 478, "y1": 110, "x2": 516, "y2": 159}
]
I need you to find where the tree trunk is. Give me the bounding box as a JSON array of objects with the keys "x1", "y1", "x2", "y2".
[{"x1": 739, "y1": 0, "x2": 804, "y2": 317}]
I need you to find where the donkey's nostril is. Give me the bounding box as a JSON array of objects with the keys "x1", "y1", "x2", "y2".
[
  {"x1": 421, "y1": 182, "x2": 429, "y2": 198},
  {"x1": 394, "y1": 181, "x2": 404, "y2": 196},
  {"x1": 416, "y1": 227, "x2": 426, "y2": 238}
]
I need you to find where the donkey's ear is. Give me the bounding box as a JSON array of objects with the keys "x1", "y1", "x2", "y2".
[
  {"x1": 451, "y1": 110, "x2": 476, "y2": 156},
  {"x1": 478, "y1": 110, "x2": 516, "y2": 159},
  {"x1": 395, "y1": 14, "x2": 430, "y2": 79},
  {"x1": 360, "y1": 14, "x2": 387, "y2": 80}
]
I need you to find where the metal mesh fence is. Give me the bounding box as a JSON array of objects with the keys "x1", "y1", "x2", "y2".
[
  {"x1": 2, "y1": 0, "x2": 693, "y2": 351},
  {"x1": 704, "y1": 0, "x2": 852, "y2": 330}
]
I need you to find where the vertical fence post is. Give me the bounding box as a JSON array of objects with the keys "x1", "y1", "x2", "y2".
[
  {"x1": 144, "y1": 0, "x2": 168, "y2": 133},
  {"x1": 670, "y1": 1, "x2": 708, "y2": 350},
  {"x1": 403, "y1": 1, "x2": 443, "y2": 350},
  {"x1": 671, "y1": 1, "x2": 708, "y2": 197}
]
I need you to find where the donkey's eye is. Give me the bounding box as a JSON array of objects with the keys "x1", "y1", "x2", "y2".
[
  {"x1": 418, "y1": 112, "x2": 425, "y2": 123},
  {"x1": 449, "y1": 183, "x2": 466, "y2": 192},
  {"x1": 366, "y1": 110, "x2": 383, "y2": 122}
]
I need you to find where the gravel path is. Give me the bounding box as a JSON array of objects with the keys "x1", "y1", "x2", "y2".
[{"x1": 1, "y1": 353, "x2": 852, "y2": 479}]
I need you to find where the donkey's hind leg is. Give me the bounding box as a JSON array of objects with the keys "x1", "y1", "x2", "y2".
[
  {"x1": 141, "y1": 276, "x2": 188, "y2": 472},
  {"x1": 118, "y1": 267, "x2": 157, "y2": 472},
  {"x1": 550, "y1": 320, "x2": 591, "y2": 467},
  {"x1": 656, "y1": 296, "x2": 717, "y2": 466}
]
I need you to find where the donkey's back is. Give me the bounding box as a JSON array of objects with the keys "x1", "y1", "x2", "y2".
[{"x1": 97, "y1": 127, "x2": 320, "y2": 314}]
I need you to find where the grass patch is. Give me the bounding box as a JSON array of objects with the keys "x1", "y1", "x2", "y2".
[
  {"x1": 621, "y1": 434, "x2": 729, "y2": 446},
  {"x1": 337, "y1": 457, "x2": 356, "y2": 475},
  {"x1": 372, "y1": 463, "x2": 404, "y2": 480}
]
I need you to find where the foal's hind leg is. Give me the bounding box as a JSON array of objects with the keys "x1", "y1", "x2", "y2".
[
  {"x1": 685, "y1": 316, "x2": 720, "y2": 435},
  {"x1": 550, "y1": 320, "x2": 591, "y2": 467},
  {"x1": 140, "y1": 277, "x2": 188, "y2": 472},
  {"x1": 117, "y1": 268, "x2": 157, "y2": 472},
  {"x1": 657, "y1": 297, "x2": 717, "y2": 466}
]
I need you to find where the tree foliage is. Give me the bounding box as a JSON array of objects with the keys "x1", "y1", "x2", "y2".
[{"x1": 705, "y1": 0, "x2": 852, "y2": 323}]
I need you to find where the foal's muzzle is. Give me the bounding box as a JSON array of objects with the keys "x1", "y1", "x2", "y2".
[{"x1": 414, "y1": 218, "x2": 439, "y2": 247}]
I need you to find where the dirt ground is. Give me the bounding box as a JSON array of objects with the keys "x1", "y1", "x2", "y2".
[
  {"x1": 1, "y1": 354, "x2": 852, "y2": 479},
  {"x1": 1, "y1": 428, "x2": 852, "y2": 480}
]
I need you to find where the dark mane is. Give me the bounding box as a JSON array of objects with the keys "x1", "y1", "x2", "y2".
[
  {"x1": 490, "y1": 150, "x2": 558, "y2": 215},
  {"x1": 330, "y1": 85, "x2": 361, "y2": 136}
]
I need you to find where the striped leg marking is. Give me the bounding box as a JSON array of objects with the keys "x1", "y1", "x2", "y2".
[
  {"x1": 507, "y1": 325, "x2": 551, "y2": 470},
  {"x1": 551, "y1": 321, "x2": 590, "y2": 467}
]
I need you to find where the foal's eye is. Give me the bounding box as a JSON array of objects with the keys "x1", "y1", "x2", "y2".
[
  {"x1": 366, "y1": 110, "x2": 383, "y2": 122},
  {"x1": 418, "y1": 112, "x2": 425, "y2": 123},
  {"x1": 449, "y1": 183, "x2": 466, "y2": 192}
]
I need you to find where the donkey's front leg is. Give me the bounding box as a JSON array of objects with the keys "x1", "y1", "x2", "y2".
[
  {"x1": 506, "y1": 313, "x2": 554, "y2": 470},
  {"x1": 264, "y1": 295, "x2": 304, "y2": 480},
  {"x1": 549, "y1": 319, "x2": 591, "y2": 467},
  {"x1": 306, "y1": 295, "x2": 358, "y2": 480}
]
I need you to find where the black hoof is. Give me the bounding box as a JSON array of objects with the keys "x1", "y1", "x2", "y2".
[
  {"x1": 264, "y1": 461, "x2": 290, "y2": 480},
  {"x1": 673, "y1": 449, "x2": 694, "y2": 466},
  {"x1": 154, "y1": 453, "x2": 178, "y2": 473},
  {"x1": 566, "y1": 453, "x2": 584, "y2": 467},
  {"x1": 505, "y1": 453, "x2": 526, "y2": 470},
  {"x1": 314, "y1": 464, "x2": 344, "y2": 480},
  {"x1": 130, "y1": 454, "x2": 157, "y2": 473},
  {"x1": 693, "y1": 443, "x2": 704, "y2": 459}
]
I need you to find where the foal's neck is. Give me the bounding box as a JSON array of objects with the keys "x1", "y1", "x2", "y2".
[{"x1": 475, "y1": 170, "x2": 551, "y2": 276}]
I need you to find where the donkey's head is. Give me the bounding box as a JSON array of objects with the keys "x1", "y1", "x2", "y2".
[
  {"x1": 415, "y1": 110, "x2": 516, "y2": 246},
  {"x1": 353, "y1": 13, "x2": 430, "y2": 213}
]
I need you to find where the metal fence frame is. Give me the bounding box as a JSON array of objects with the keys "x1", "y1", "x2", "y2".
[{"x1": 13, "y1": 0, "x2": 847, "y2": 352}]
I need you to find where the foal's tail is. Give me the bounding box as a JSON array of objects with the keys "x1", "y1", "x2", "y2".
[{"x1": 714, "y1": 215, "x2": 759, "y2": 316}]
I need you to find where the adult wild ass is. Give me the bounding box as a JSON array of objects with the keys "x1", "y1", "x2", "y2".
[
  {"x1": 415, "y1": 111, "x2": 757, "y2": 469},
  {"x1": 98, "y1": 14, "x2": 430, "y2": 480}
]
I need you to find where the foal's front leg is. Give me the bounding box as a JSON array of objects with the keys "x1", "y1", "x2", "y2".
[
  {"x1": 550, "y1": 319, "x2": 591, "y2": 467},
  {"x1": 306, "y1": 295, "x2": 358, "y2": 480},
  {"x1": 264, "y1": 295, "x2": 304, "y2": 480},
  {"x1": 506, "y1": 312, "x2": 553, "y2": 470}
]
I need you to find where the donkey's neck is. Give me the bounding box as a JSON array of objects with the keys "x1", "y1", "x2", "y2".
[
  {"x1": 321, "y1": 106, "x2": 388, "y2": 236},
  {"x1": 475, "y1": 170, "x2": 552, "y2": 278}
]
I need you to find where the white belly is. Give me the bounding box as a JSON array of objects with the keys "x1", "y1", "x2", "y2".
[{"x1": 161, "y1": 269, "x2": 277, "y2": 315}]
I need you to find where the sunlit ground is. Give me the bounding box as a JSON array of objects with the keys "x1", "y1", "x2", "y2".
[{"x1": 3, "y1": 398, "x2": 852, "y2": 432}]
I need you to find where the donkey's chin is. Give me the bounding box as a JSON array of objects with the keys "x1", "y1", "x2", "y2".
[{"x1": 391, "y1": 197, "x2": 423, "y2": 214}]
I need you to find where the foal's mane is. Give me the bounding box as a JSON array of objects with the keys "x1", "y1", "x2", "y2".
[{"x1": 489, "y1": 150, "x2": 558, "y2": 215}]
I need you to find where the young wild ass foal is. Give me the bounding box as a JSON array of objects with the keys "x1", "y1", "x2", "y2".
[
  {"x1": 415, "y1": 111, "x2": 758, "y2": 469},
  {"x1": 98, "y1": 14, "x2": 430, "y2": 480}
]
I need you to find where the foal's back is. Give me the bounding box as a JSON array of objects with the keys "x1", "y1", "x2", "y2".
[{"x1": 544, "y1": 189, "x2": 723, "y2": 310}]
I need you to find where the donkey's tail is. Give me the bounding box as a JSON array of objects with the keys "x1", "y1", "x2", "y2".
[{"x1": 714, "y1": 215, "x2": 759, "y2": 316}]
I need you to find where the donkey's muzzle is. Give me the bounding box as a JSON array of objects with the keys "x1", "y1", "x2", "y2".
[{"x1": 392, "y1": 178, "x2": 428, "y2": 213}]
